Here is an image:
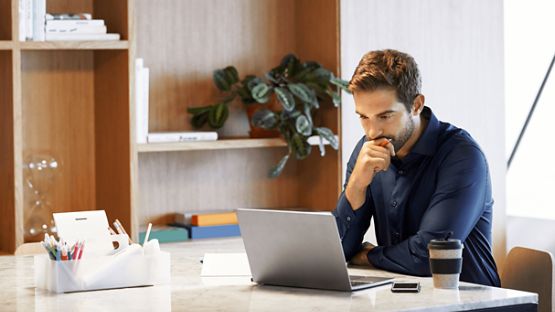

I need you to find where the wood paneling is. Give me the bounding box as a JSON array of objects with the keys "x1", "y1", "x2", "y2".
[
  {"x1": 94, "y1": 50, "x2": 131, "y2": 231},
  {"x1": 135, "y1": 0, "x2": 297, "y2": 136},
  {"x1": 94, "y1": 0, "x2": 128, "y2": 40},
  {"x1": 0, "y1": 0, "x2": 11, "y2": 40},
  {"x1": 0, "y1": 51, "x2": 15, "y2": 252},
  {"x1": 295, "y1": 0, "x2": 341, "y2": 208},
  {"x1": 46, "y1": 0, "x2": 93, "y2": 15},
  {"x1": 138, "y1": 148, "x2": 299, "y2": 226},
  {"x1": 21, "y1": 51, "x2": 96, "y2": 223}
]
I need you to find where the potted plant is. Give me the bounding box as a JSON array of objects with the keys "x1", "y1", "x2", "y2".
[{"x1": 187, "y1": 54, "x2": 350, "y2": 177}]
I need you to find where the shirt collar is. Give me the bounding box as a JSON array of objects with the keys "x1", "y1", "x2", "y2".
[{"x1": 409, "y1": 106, "x2": 439, "y2": 156}]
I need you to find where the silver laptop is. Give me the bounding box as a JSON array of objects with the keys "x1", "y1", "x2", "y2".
[{"x1": 237, "y1": 208, "x2": 393, "y2": 291}]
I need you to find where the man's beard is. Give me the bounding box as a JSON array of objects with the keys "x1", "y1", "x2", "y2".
[{"x1": 390, "y1": 117, "x2": 415, "y2": 152}]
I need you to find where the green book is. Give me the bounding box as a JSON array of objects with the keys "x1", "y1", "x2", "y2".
[{"x1": 139, "y1": 226, "x2": 189, "y2": 243}]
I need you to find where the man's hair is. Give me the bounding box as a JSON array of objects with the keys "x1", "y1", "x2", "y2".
[{"x1": 349, "y1": 49, "x2": 421, "y2": 111}]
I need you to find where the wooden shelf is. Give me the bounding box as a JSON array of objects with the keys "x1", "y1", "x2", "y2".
[
  {"x1": 136, "y1": 135, "x2": 337, "y2": 153},
  {"x1": 137, "y1": 138, "x2": 288, "y2": 153},
  {"x1": 0, "y1": 41, "x2": 12, "y2": 50},
  {"x1": 19, "y1": 40, "x2": 129, "y2": 50}
]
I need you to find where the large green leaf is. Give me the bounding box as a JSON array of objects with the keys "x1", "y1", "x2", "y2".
[
  {"x1": 213, "y1": 69, "x2": 230, "y2": 92},
  {"x1": 251, "y1": 83, "x2": 271, "y2": 103},
  {"x1": 295, "y1": 115, "x2": 312, "y2": 137},
  {"x1": 252, "y1": 109, "x2": 277, "y2": 129},
  {"x1": 274, "y1": 87, "x2": 295, "y2": 112},
  {"x1": 269, "y1": 154, "x2": 290, "y2": 178},
  {"x1": 306, "y1": 67, "x2": 331, "y2": 83},
  {"x1": 280, "y1": 54, "x2": 300, "y2": 77},
  {"x1": 330, "y1": 74, "x2": 350, "y2": 92},
  {"x1": 288, "y1": 83, "x2": 316, "y2": 104},
  {"x1": 291, "y1": 133, "x2": 312, "y2": 160},
  {"x1": 244, "y1": 75, "x2": 263, "y2": 91},
  {"x1": 315, "y1": 127, "x2": 338, "y2": 150},
  {"x1": 303, "y1": 103, "x2": 313, "y2": 126},
  {"x1": 327, "y1": 89, "x2": 341, "y2": 107},
  {"x1": 187, "y1": 105, "x2": 212, "y2": 115},
  {"x1": 208, "y1": 103, "x2": 229, "y2": 129},
  {"x1": 191, "y1": 111, "x2": 209, "y2": 128},
  {"x1": 223, "y1": 66, "x2": 239, "y2": 85}
]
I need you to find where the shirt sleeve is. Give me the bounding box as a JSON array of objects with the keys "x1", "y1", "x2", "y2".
[
  {"x1": 332, "y1": 137, "x2": 374, "y2": 261},
  {"x1": 366, "y1": 143, "x2": 491, "y2": 276}
]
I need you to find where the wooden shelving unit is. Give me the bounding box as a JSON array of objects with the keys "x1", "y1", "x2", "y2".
[
  {"x1": 0, "y1": 0, "x2": 132, "y2": 253},
  {"x1": 137, "y1": 138, "x2": 288, "y2": 153},
  {"x1": 0, "y1": 0, "x2": 341, "y2": 253},
  {"x1": 0, "y1": 41, "x2": 13, "y2": 50},
  {"x1": 18, "y1": 41, "x2": 129, "y2": 50}
]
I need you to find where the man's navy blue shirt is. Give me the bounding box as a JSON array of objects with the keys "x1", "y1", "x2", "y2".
[{"x1": 333, "y1": 107, "x2": 500, "y2": 287}]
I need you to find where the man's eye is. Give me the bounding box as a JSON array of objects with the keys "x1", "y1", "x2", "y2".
[
  {"x1": 379, "y1": 115, "x2": 392, "y2": 120},
  {"x1": 358, "y1": 115, "x2": 368, "y2": 120}
]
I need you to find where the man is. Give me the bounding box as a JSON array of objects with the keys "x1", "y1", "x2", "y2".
[{"x1": 333, "y1": 49, "x2": 500, "y2": 287}]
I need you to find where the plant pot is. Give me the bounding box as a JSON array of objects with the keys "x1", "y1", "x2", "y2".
[{"x1": 245, "y1": 103, "x2": 281, "y2": 138}]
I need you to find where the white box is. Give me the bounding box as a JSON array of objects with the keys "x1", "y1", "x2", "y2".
[{"x1": 34, "y1": 247, "x2": 170, "y2": 293}]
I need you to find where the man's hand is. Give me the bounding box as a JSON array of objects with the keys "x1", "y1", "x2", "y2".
[
  {"x1": 346, "y1": 139, "x2": 395, "y2": 210},
  {"x1": 350, "y1": 242, "x2": 376, "y2": 266}
]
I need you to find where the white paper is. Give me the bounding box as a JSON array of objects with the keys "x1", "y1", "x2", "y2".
[
  {"x1": 200, "y1": 253, "x2": 251, "y2": 277},
  {"x1": 53, "y1": 210, "x2": 113, "y2": 256}
]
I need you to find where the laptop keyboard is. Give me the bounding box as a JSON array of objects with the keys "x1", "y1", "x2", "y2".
[{"x1": 350, "y1": 275, "x2": 385, "y2": 286}]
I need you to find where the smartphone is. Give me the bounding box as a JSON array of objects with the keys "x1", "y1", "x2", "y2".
[{"x1": 391, "y1": 282, "x2": 421, "y2": 293}]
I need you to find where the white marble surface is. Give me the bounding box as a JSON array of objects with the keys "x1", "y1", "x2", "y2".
[{"x1": 1, "y1": 238, "x2": 537, "y2": 311}]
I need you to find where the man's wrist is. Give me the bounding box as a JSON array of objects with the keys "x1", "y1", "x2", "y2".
[{"x1": 345, "y1": 179, "x2": 369, "y2": 211}]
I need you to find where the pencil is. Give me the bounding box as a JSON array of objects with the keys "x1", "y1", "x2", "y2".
[{"x1": 378, "y1": 138, "x2": 392, "y2": 147}]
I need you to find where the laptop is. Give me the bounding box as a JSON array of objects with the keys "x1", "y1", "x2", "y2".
[{"x1": 237, "y1": 208, "x2": 394, "y2": 291}]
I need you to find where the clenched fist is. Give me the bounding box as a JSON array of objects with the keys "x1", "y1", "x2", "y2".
[{"x1": 346, "y1": 138, "x2": 395, "y2": 210}]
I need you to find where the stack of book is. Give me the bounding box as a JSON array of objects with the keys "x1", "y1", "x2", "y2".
[
  {"x1": 18, "y1": 0, "x2": 120, "y2": 41},
  {"x1": 44, "y1": 14, "x2": 120, "y2": 41},
  {"x1": 173, "y1": 211, "x2": 240, "y2": 239},
  {"x1": 138, "y1": 225, "x2": 189, "y2": 244}
]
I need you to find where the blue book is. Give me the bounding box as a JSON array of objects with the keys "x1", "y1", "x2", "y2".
[{"x1": 188, "y1": 224, "x2": 241, "y2": 239}]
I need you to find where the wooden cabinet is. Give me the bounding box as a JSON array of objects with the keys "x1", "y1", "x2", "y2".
[{"x1": 0, "y1": 0, "x2": 341, "y2": 254}]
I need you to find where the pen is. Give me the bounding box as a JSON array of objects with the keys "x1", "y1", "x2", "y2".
[{"x1": 143, "y1": 223, "x2": 152, "y2": 246}]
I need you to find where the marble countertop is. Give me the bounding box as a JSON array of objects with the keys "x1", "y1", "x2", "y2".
[{"x1": 1, "y1": 238, "x2": 537, "y2": 311}]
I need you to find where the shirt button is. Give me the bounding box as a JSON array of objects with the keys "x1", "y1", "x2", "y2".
[
  {"x1": 398, "y1": 170, "x2": 405, "y2": 175},
  {"x1": 347, "y1": 216, "x2": 351, "y2": 222},
  {"x1": 391, "y1": 201, "x2": 398, "y2": 208}
]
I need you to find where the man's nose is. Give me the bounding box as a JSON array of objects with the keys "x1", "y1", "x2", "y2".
[{"x1": 366, "y1": 124, "x2": 383, "y2": 140}]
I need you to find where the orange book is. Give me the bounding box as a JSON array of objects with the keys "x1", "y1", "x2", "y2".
[{"x1": 191, "y1": 212, "x2": 238, "y2": 226}]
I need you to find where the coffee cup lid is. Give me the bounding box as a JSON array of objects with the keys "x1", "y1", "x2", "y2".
[{"x1": 428, "y1": 239, "x2": 463, "y2": 250}]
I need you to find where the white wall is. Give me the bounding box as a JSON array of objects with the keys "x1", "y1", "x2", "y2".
[
  {"x1": 339, "y1": 0, "x2": 506, "y2": 265},
  {"x1": 504, "y1": 0, "x2": 555, "y2": 257}
]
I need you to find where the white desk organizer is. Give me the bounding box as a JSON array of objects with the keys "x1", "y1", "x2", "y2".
[{"x1": 34, "y1": 241, "x2": 171, "y2": 293}]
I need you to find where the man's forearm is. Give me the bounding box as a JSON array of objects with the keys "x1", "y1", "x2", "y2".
[{"x1": 345, "y1": 181, "x2": 368, "y2": 211}]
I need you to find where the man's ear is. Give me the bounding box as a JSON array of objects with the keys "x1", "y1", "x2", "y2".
[{"x1": 411, "y1": 94, "x2": 425, "y2": 116}]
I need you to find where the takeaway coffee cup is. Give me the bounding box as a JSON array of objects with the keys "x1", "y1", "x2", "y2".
[{"x1": 428, "y1": 238, "x2": 463, "y2": 289}]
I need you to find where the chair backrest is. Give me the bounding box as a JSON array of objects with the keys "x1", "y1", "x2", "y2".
[
  {"x1": 14, "y1": 242, "x2": 44, "y2": 256},
  {"x1": 501, "y1": 246, "x2": 554, "y2": 312}
]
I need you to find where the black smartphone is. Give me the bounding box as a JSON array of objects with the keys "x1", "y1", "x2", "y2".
[{"x1": 391, "y1": 282, "x2": 421, "y2": 293}]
